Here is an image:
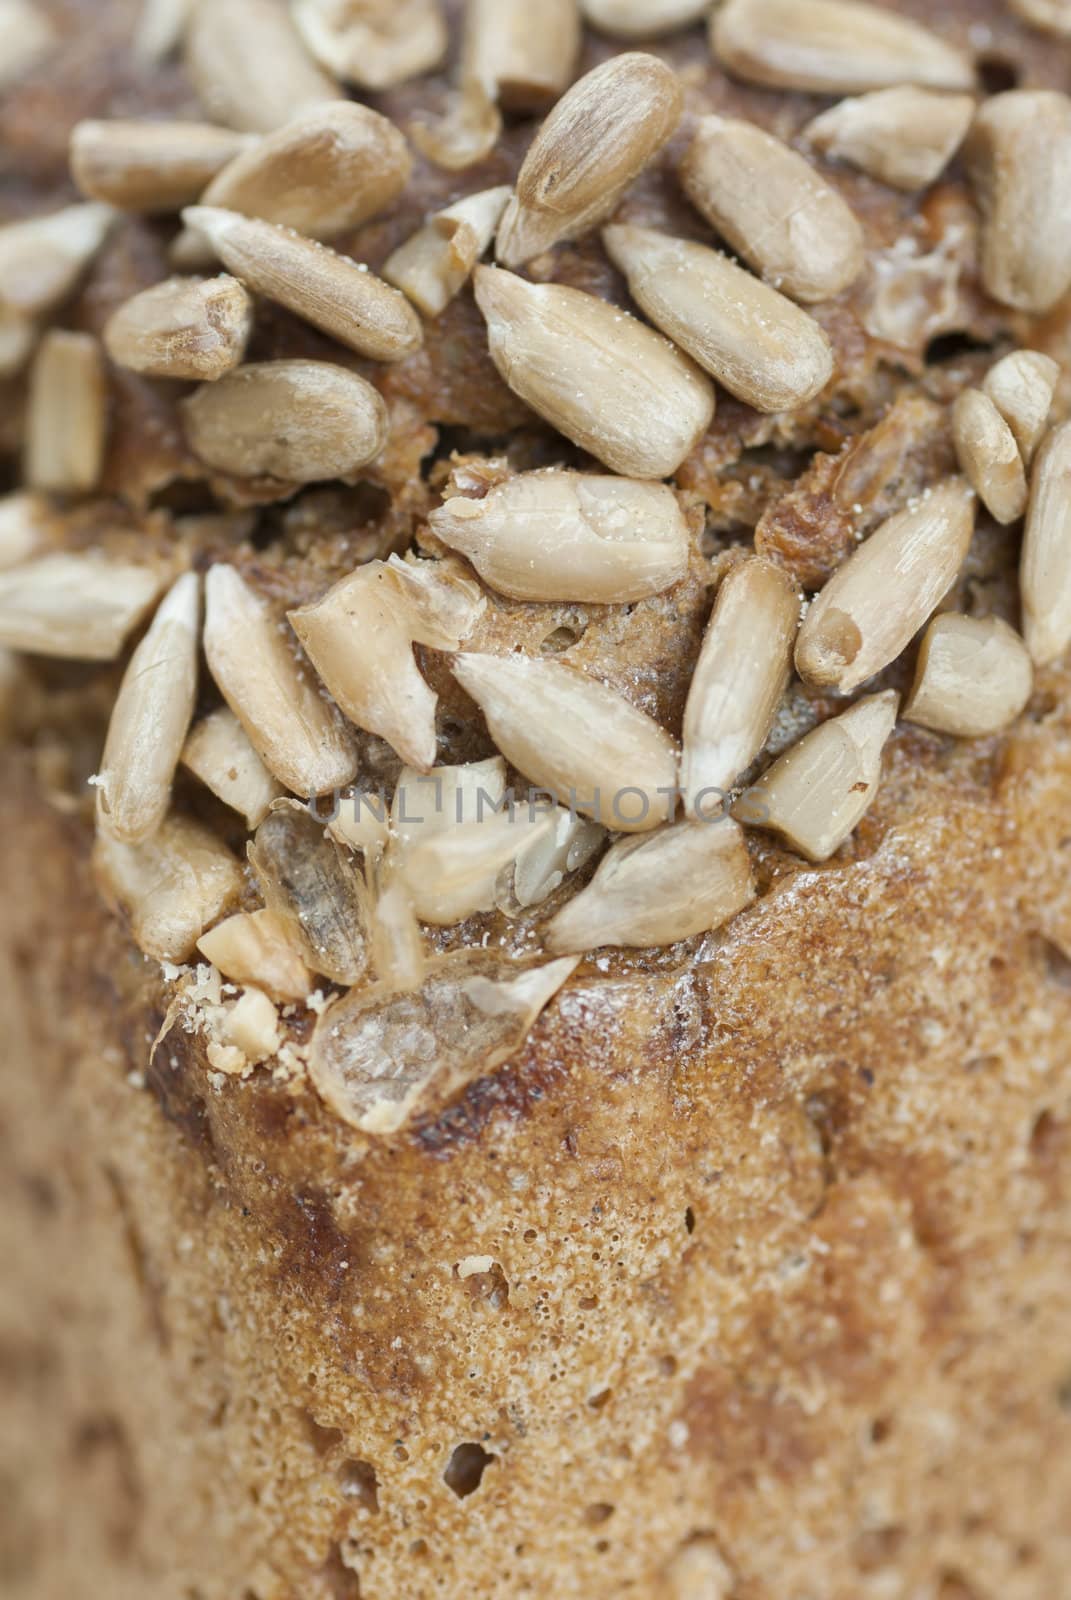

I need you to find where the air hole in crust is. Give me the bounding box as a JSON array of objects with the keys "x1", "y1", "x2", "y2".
[
  {"x1": 584, "y1": 1502, "x2": 615, "y2": 1526},
  {"x1": 977, "y1": 54, "x2": 1020, "y2": 95},
  {"x1": 541, "y1": 620, "x2": 587, "y2": 654},
  {"x1": 338, "y1": 1458, "x2": 379, "y2": 1514},
  {"x1": 587, "y1": 1388, "x2": 612, "y2": 1410},
  {"x1": 444, "y1": 1441, "x2": 495, "y2": 1498},
  {"x1": 684, "y1": 1206, "x2": 696, "y2": 1235}
]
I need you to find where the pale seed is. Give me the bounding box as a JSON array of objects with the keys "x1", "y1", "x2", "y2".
[
  {"x1": 248, "y1": 804, "x2": 369, "y2": 986},
  {"x1": 452, "y1": 650, "x2": 680, "y2": 833},
  {"x1": 198, "y1": 100, "x2": 412, "y2": 239},
  {"x1": 474, "y1": 266, "x2": 714, "y2": 479},
  {"x1": 293, "y1": 0, "x2": 447, "y2": 91},
  {"x1": 104, "y1": 274, "x2": 253, "y2": 381},
  {"x1": 804, "y1": 87, "x2": 974, "y2": 191},
  {"x1": 184, "y1": 0, "x2": 339, "y2": 134},
  {"x1": 25, "y1": 330, "x2": 107, "y2": 494},
  {"x1": 0, "y1": 307, "x2": 35, "y2": 378},
  {"x1": 982, "y1": 349, "x2": 1060, "y2": 467},
  {"x1": 93, "y1": 812, "x2": 244, "y2": 963},
  {"x1": 904, "y1": 613, "x2": 1034, "y2": 737},
  {"x1": 964, "y1": 90, "x2": 1071, "y2": 314},
  {"x1": 0, "y1": 552, "x2": 164, "y2": 660},
  {"x1": 580, "y1": 0, "x2": 711, "y2": 38},
  {"x1": 408, "y1": 81, "x2": 502, "y2": 174},
  {"x1": 952, "y1": 388, "x2": 1028, "y2": 526},
  {"x1": 70, "y1": 119, "x2": 250, "y2": 212},
  {"x1": 221, "y1": 988, "x2": 281, "y2": 1066},
  {"x1": 1008, "y1": 0, "x2": 1071, "y2": 35},
  {"x1": 680, "y1": 116, "x2": 865, "y2": 304},
  {"x1": 430, "y1": 467, "x2": 691, "y2": 604},
  {"x1": 508, "y1": 808, "x2": 606, "y2": 912},
  {"x1": 0, "y1": 491, "x2": 50, "y2": 571},
  {"x1": 0, "y1": 0, "x2": 54, "y2": 90},
  {"x1": 681, "y1": 556, "x2": 800, "y2": 814},
  {"x1": 495, "y1": 52, "x2": 683, "y2": 268},
  {"x1": 0, "y1": 202, "x2": 115, "y2": 318},
  {"x1": 203, "y1": 563, "x2": 358, "y2": 795},
  {"x1": 182, "y1": 359, "x2": 389, "y2": 483},
  {"x1": 545, "y1": 816, "x2": 754, "y2": 953},
  {"x1": 711, "y1": 0, "x2": 975, "y2": 94},
  {"x1": 184, "y1": 206, "x2": 423, "y2": 363},
  {"x1": 96, "y1": 572, "x2": 200, "y2": 845},
  {"x1": 463, "y1": 0, "x2": 580, "y2": 114},
  {"x1": 198, "y1": 909, "x2": 314, "y2": 1003},
  {"x1": 397, "y1": 808, "x2": 557, "y2": 925},
  {"x1": 382, "y1": 186, "x2": 511, "y2": 318},
  {"x1": 368, "y1": 873, "x2": 426, "y2": 992},
  {"x1": 795, "y1": 478, "x2": 976, "y2": 692},
  {"x1": 1020, "y1": 420, "x2": 1071, "y2": 666},
  {"x1": 604, "y1": 224, "x2": 834, "y2": 412},
  {"x1": 181, "y1": 705, "x2": 282, "y2": 828},
  {"x1": 132, "y1": 0, "x2": 191, "y2": 61}
]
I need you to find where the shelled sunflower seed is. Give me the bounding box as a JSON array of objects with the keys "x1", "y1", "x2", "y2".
[
  {"x1": 495, "y1": 52, "x2": 683, "y2": 267},
  {"x1": 463, "y1": 0, "x2": 580, "y2": 113},
  {"x1": 382, "y1": 186, "x2": 511, "y2": 318},
  {"x1": 964, "y1": 90, "x2": 1071, "y2": 314},
  {"x1": 249, "y1": 804, "x2": 370, "y2": 986},
  {"x1": 293, "y1": 0, "x2": 447, "y2": 90},
  {"x1": 904, "y1": 614, "x2": 1034, "y2": 737},
  {"x1": 185, "y1": 207, "x2": 423, "y2": 363},
  {"x1": 368, "y1": 872, "x2": 426, "y2": 992},
  {"x1": 132, "y1": 0, "x2": 191, "y2": 62},
  {"x1": 795, "y1": 478, "x2": 977, "y2": 692},
  {"x1": 952, "y1": 389, "x2": 1028, "y2": 526},
  {"x1": 1008, "y1": 0, "x2": 1071, "y2": 35},
  {"x1": 580, "y1": 0, "x2": 711, "y2": 37},
  {"x1": 430, "y1": 469, "x2": 690, "y2": 603},
  {"x1": 680, "y1": 117, "x2": 864, "y2": 304},
  {"x1": 681, "y1": 557, "x2": 801, "y2": 814},
  {"x1": 453, "y1": 651, "x2": 680, "y2": 832},
  {"x1": 0, "y1": 552, "x2": 164, "y2": 660},
  {"x1": 546, "y1": 817, "x2": 755, "y2": 952},
  {"x1": 508, "y1": 809, "x2": 606, "y2": 912},
  {"x1": 1020, "y1": 420, "x2": 1071, "y2": 666},
  {"x1": 93, "y1": 812, "x2": 244, "y2": 963},
  {"x1": 474, "y1": 267, "x2": 714, "y2": 479},
  {"x1": 24, "y1": 331, "x2": 107, "y2": 495},
  {"x1": 0, "y1": 0, "x2": 54, "y2": 91},
  {"x1": 70, "y1": 120, "x2": 251, "y2": 212},
  {"x1": 396, "y1": 808, "x2": 558, "y2": 924},
  {"x1": 203, "y1": 563, "x2": 358, "y2": 795},
  {"x1": 604, "y1": 225, "x2": 834, "y2": 413},
  {"x1": 182, "y1": 360, "x2": 389, "y2": 482},
  {"x1": 804, "y1": 87, "x2": 974, "y2": 191},
  {"x1": 409, "y1": 80, "x2": 502, "y2": 174},
  {"x1": 104, "y1": 274, "x2": 253, "y2": 381},
  {"x1": 181, "y1": 705, "x2": 282, "y2": 828},
  {"x1": 982, "y1": 349, "x2": 1060, "y2": 467},
  {"x1": 198, "y1": 908, "x2": 314, "y2": 1003},
  {"x1": 710, "y1": 0, "x2": 974, "y2": 93},
  {"x1": 390, "y1": 757, "x2": 508, "y2": 849},
  {"x1": 734, "y1": 691, "x2": 900, "y2": 862},
  {"x1": 184, "y1": 0, "x2": 339, "y2": 133},
  {"x1": 95, "y1": 573, "x2": 200, "y2": 845},
  {"x1": 0, "y1": 203, "x2": 115, "y2": 319}
]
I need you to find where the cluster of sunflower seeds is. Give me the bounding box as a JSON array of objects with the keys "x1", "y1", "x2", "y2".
[{"x1": 2, "y1": 0, "x2": 1071, "y2": 1114}]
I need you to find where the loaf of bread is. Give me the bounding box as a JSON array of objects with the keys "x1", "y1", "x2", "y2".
[{"x1": 2, "y1": 1, "x2": 1070, "y2": 1596}]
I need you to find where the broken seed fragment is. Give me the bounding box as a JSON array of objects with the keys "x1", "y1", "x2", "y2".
[
  {"x1": 104, "y1": 274, "x2": 253, "y2": 381},
  {"x1": 382, "y1": 186, "x2": 511, "y2": 318},
  {"x1": 952, "y1": 388, "x2": 1028, "y2": 526},
  {"x1": 198, "y1": 909, "x2": 314, "y2": 1003},
  {"x1": 0, "y1": 552, "x2": 164, "y2": 660},
  {"x1": 94, "y1": 812, "x2": 244, "y2": 963},
  {"x1": 904, "y1": 613, "x2": 1034, "y2": 737},
  {"x1": 181, "y1": 705, "x2": 282, "y2": 828}
]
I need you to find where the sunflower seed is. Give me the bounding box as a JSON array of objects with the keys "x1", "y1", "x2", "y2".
[
  {"x1": 604, "y1": 224, "x2": 834, "y2": 412},
  {"x1": 382, "y1": 186, "x2": 511, "y2": 318},
  {"x1": 711, "y1": 0, "x2": 974, "y2": 94},
  {"x1": 104, "y1": 274, "x2": 253, "y2": 381},
  {"x1": 507, "y1": 808, "x2": 606, "y2": 911},
  {"x1": 198, "y1": 100, "x2": 412, "y2": 239},
  {"x1": 546, "y1": 816, "x2": 754, "y2": 952},
  {"x1": 249, "y1": 804, "x2": 369, "y2": 985},
  {"x1": 198, "y1": 909, "x2": 314, "y2": 1002},
  {"x1": 952, "y1": 388, "x2": 1028, "y2": 526},
  {"x1": 24, "y1": 331, "x2": 107, "y2": 494},
  {"x1": 386, "y1": 553, "x2": 487, "y2": 647},
  {"x1": 397, "y1": 807, "x2": 557, "y2": 924},
  {"x1": 580, "y1": 0, "x2": 711, "y2": 37},
  {"x1": 735, "y1": 691, "x2": 899, "y2": 861},
  {"x1": 94, "y1": 812, "x2": 244, "y2": 962},
  {"x1": 0, "y1": 0, "x2": 54, "y2": 90},
  {"x1": 463, "y1": 0, "x2": 580, "y2": 114},
  {"x1": 308, "y1": 949, "x2": 579, "y2": 1133},
  {"x1": 95, "y1": 573, "x2": 200, "y2": 845},
  {"x1": 1008, "y1": 0, "x2": 1071, "y2": 35},
  {"x1": 181, "y1": 705, "x2": 282, "y2": 827},
  {"x1": 964, "y1": 90, "x2": 1071, "y2": 314},
  {"x1": 391, "y1": 757, "x2": 508, "y2": 845},
  {"x1": 408, "y1": 81, "x2": 502, "y2": 173},
  {"x1": 133, "y1": 0, "x2": 192, "y2": 61},
  {"x1": 795, "y1": 478, "x2": 976, "y2": 692},
  {"x1": 183, "y1": 359, "x2": 389, "y2": 483},
  {"x1": 681, "y1": 556, "x2": 800, "y2": 814},
  {"x1": 184, "y1": 0, "x2": 339, "y2": 133},
  {"x1": 804, "y1": 87, "x2": 974, "y2": 191},
  {"x1": 904, "y1": 613, "x2": 1033, "y2": 737},
  {"x1": 474, "y1": 267, "x2": 714, "y2": 479},
  {"x1": 289, "y1": 559, "x2": 483, "y2": 769},
  {"x1": 0, "y1": 552, "x2": 164, "y2": 659},
  {"x1": 0, "y1": 492, "x2": 50, "y2": 570},
  {"x1": 203, "y1": 563, "x2": 358, "y2": 794},
  {"x1": 430, "y1": 468, "x2": 690, "y2": 604},
  {"x1": 453, "y1": 651, "x2": 680, "y2": 832},
  {"x1": 368, "y1": 872, "x2": 426, "y2": 991},
  {"x1": 982, "y1": 349, "x2": 1060, "y2": 467},
  {"x1": 293, "y1": 0, "x2": 447, "y2": 90},
  {"x1": 0, "y1": 203, "x2": 115, "y2": 318},
  {"x1": 184, "y1": 206, "x2": 423, "y2": 362},
  {"x1": 1020, "y1": 420, "x2": 1071, "y2": 666},
  {"x1": 0, "y1": 307, "x2": 35, "y2": 378},
  {"x1": 680, "y1": 116, "x2": 865, "y2": 304},
  {"x1": 495, "y1": 52, "x2": 683, "y2": 267},
  {"x1": 70, "y1": 119, "x2": 250, "y2": 212}
]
